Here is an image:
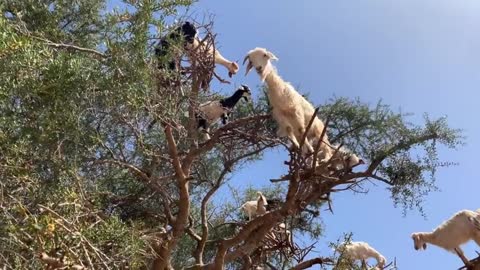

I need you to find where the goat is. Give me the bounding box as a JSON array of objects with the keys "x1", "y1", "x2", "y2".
[
  {"x1": 195, "y1": 85, "x2": 251, "y2": 140},
  {"x1": 155, "y1": 21, "x2": 238, "y2": 77},
  {"x1": 338, "y1": 241, "x2": 386, "y2": 270},
  {"x1": 240, "y1": 191, "x2": 268, "y2": 220},
  {"x1": 243, "y1": 47, "x2": 332, "y2": 160},
  {"x1": 329, "y1": 145, "x2": 365, "y2": 172},
  {"x1": 411, "y1": 209, "x2": 480, "y2": 265}
]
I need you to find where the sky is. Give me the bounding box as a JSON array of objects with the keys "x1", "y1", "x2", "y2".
[
  {"x1": 108, "y1": 0, "x2": 480, "y2": 268},
  {"x1": 187, "y1": 1, "x2": 480, "y2": 269}
]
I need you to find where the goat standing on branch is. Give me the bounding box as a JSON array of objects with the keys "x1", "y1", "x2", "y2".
[
  {"x1": 411, "y1": 209, "x2": 480, "y2": 266},
  {"x1": 194, "y1": 85, "x2": 251, "y2": 140},
  {"x1": 243, "y1": 47, "x2": 333, "y2": 160},
  {"x1": 241, "y1": 191, "x2": 268, "y2": 220},
  {"x1": 155, "y1": 21, "x2": 239, "y2": 77},
  {"x1": 337, "y1": 241, "x2": 387, "y2": 270}
]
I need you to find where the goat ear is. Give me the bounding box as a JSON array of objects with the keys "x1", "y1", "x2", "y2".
[{"x1": 266, "y1": 51, "x2": 278, "y2": 61}]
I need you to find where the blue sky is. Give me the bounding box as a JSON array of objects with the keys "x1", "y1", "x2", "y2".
[{"x1": 188, "y1": 1, "x2": 480, "y2": 269}]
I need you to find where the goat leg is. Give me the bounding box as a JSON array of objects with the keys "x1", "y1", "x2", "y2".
[{"x1": 285, "y1": 127, "x2": 300, "y2": 150}]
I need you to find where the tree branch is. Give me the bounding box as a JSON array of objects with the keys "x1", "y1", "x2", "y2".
[
  {"x1": 290, "y1": 257, "x2": 334, "y2": 270},
  {"x1": 30, "y1": 36, "x2": 107, "y2": 59}
]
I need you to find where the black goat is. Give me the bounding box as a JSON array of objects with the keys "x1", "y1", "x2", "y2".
[
  {"x1": 155, "y1": 21, "x2": 238, "y2": 77},
  {"x1": 196, "y1": 85, "x2": 251, "y2": 140}
]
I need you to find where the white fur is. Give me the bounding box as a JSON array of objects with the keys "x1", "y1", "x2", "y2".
[
  {"x1": 244, "y1": 48, "x2": 332, "y2": 159},
  {"x1": 240, "y1": 191, "x2": 268, "y2": 220},
  {"x1": 338, "y1": 241, "x2": 386, "y2": 270},
  {"x1": 195, "y1": 88, "x2": 250, "y2": 140},
  {"x1": 195, "y1": 100, "x2": 225, "y2": 140},
  {"x1": 190, "y1": 38, "x2": 239, "y2": 76},
  {"x1": 411, "y1": 210, "x2": 480, "y2": 260},
  {"x1": 330, "y1": 145, "x2": 364, "y2": 171},
  {"x1": 198, "y1": 100, "x2": 226, "y2": 123}
]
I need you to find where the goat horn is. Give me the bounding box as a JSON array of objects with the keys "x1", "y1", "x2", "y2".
[
  {"x1": 242, "y1": 55, "x2": 249, "y2": 65},
  {"x1": 244, "y1": 59, "x2": 253, "y2": 76}
]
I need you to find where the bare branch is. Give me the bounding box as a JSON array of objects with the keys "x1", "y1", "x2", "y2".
[{"x1": 290, "y1": 257, "x2": 334, "y2": 270}]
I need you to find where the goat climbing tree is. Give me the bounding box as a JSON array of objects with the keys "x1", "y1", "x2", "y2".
[{"x1": 0, "y1": 1, "x2": 463, "y2": 269}]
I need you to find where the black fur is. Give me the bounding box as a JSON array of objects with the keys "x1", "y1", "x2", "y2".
[
  {"x1": 221, "y1": 113, "x2": 229, "y2": 125},
  {"x1": 196, "y1": 115, "x2": 208, "y2": 130},
  {"x1": 155, "y1": 21, "x2": 197, "y2": 70},
  {"x1": 219, "y1": 85, "x2": 251, "y2": 109}
]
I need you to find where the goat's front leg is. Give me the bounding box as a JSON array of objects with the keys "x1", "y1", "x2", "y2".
[
  {"x1": 301, "y1": 138, "x2": 315, "y2": 156},
  {"x1": 197, "y1": 119, "x2": 211, "y2": 140},
  {"x1": 285, "y1": 126, "x2": 300, "y2": 150}
]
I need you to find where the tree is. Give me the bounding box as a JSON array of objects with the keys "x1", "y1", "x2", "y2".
[{"x1": 0, "y1": 1, "x2": 463, "y2": 269}]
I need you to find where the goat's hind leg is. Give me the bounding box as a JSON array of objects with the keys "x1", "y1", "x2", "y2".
[{"x1": 297, "y1": 126, "x2": 314, "y2": 155}]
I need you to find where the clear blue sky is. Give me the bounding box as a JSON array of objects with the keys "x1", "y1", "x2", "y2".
[
  {"x1": 189, "y1": 1, "x2": 480, "y2": 269},
  {"x1": 106, "y1": 0, "x2": 480, "y2": 268}
]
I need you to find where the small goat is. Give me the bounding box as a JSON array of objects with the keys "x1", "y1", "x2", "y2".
[
  {"x1": 338, "y1": 241, "x2": 386, "y2": 270},
  {"x1": 329, "y1": 145, "x2": 365, "y2": 172},
  {"x1": 243, "y1": 48, "x2": 332, "y2": 160},
  {"x1": 240, "y1": 191, "x2": 268, "y2": 220},
  {"x1": 155, "y1": 21, "x2": 238, "y2": 77},
  {"x1": 195, "y1": 85, "x2": 251, "y2": 140},
  {"x1": 412, "y1": 209, "x2": 480, "y2": 265}
]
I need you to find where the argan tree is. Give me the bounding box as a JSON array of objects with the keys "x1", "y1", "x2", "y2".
[{"x1": 0, "y1": 1, "x2": 463, "y2": 269}]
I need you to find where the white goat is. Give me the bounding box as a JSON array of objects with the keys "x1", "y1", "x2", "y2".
[
  {"x1": 240, "y1": 191, "x2": 268, "y2": 220},
  {"x1": 329, "y1": 145, "x2": 365, "y2": 172},
  {"x1": 411, "y1": 209, "x2": 480, "y2": 264},
  {"x1": 243, "y1": 48, "x2": 332, "y2": 160},
  {"x1": 338, "y1": 241, "x2": 386, "y2": 270}
]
